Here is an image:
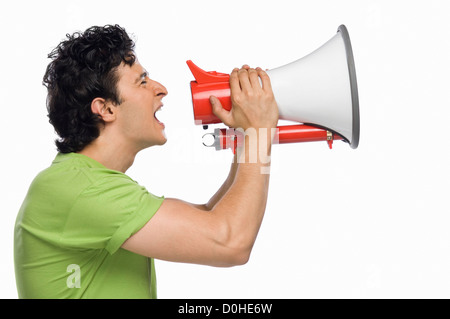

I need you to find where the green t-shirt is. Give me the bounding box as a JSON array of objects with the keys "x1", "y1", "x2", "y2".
[{"x1": 14, "y1": 152, "x2": 164, "y2": 299}]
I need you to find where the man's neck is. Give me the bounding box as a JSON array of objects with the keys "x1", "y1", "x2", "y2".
[{"x1": 78, "y1": 135, "x2": 138, "y2": 173}]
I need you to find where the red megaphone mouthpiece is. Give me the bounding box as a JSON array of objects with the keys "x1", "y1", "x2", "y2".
[{"x1": 187, "y1": 60, "x2": 232, "y2": 124}]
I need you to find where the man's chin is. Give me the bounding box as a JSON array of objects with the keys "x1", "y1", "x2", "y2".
[
  {"x1": 139, "y1": 135, "x2": 167, "y2": 150},
  {"x1": 158, "y1": 130, "x2": 168, "y2": 145},
  {"x1": 155, "y1": 133, "x2": 168, "y2": 146},
  {"x1": 149, "y1": 139, "x2": 167, "y2": 148}
]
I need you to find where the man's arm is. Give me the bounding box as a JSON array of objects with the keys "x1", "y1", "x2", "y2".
[
  {"x1": 122, "y1": 66, "x2": 278, "y2": 267},
  {"x1": 189, "y1": 152, "x2": 238, "y2": 211},
  {"x1": 206, "y1": 152, "x2": 239, "y2": 210}
]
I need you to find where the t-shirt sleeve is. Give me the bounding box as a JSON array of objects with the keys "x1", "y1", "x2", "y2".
[{"x1": 59, "y1": 173, "x2": 164, "y2": 254}]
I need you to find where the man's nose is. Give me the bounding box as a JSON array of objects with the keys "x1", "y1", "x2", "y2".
[{"x1": 153, "y1": 80, "x2": 168, "y2": 97}]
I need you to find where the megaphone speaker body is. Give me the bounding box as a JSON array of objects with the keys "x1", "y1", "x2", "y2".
[{"x1": 187, "y1": 25, "x2": 360, "y2": 149}]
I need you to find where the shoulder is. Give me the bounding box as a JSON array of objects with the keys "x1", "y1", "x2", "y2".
[{"x1": 24, "y1": 153, "x2": 157, "y2": 218}]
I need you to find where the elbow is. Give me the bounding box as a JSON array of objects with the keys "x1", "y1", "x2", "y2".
[
  {"x1": 211, "y1": 214, "x2": 256, "y2": 267},
  {"x1": 215, "y1": 225, "x2": 253, "y2": 267},
  {"x1": 236, "y1": 250, "x2": 251, "y2": 266},
  {"x1": 228, "y1": 248, "x2": 251, "y2": 267},
  {"x1": 216, "y1": 247, "x2": 251, "y2": 267}
]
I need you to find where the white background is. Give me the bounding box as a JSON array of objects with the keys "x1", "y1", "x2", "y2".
[{"x1": 1, "y1": 0, "x2": 449, "y2": 299}]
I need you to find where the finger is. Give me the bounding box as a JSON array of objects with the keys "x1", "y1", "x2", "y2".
[
  {"x1": 257, "y1": 68, "x2": 272, "y2": 91},
  {"x1": 248, "y1": 68, "x2": 262, "y2": 91},
  {"x1": 229, "y1": 68, "x2": 241, "y2": 93},
  {"x1": 241, "y1": 64, "x2": 250, "y2": 70},
  {"x1": 210, "y1": 96, "x2": 233, "y2": 127},
  {"x1": 238, "y1": 67, "x2": 252, "y2": 92}
]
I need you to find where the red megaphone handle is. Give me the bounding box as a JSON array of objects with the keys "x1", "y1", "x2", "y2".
[{"x1": 207, "y1": 125, "x2": 344, "y2": 152}]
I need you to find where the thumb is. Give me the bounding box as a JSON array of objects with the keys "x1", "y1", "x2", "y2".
[{"x1": 210, "y1": 96, "x2": 233, "y2": 127}]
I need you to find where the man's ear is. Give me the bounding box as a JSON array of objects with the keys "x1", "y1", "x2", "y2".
[{"x1": 91, "y1": 98, "x2": 116, "y2": 122}]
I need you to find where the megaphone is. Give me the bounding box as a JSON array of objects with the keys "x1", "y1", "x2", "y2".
[{"x1": 187, "y1": 24, "x2": 360, "y2": 150}]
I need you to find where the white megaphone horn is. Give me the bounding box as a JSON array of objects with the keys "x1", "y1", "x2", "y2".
[{"x1": 187, "y1": 25, "x2": 360, "y2": 150}]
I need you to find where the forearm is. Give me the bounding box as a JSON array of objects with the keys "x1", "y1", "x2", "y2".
[
  {"x1": 205, "y1": 152, "x2": 239, "y2": 211},
  {"x1": 205, "y1": 127, "x2": 272, "y2": 211},
  {"x1": 223, "y1": 164, "x2": 271, "y2": 247},
  {"x1": 211, "y1": 132, "x2": 273, "y2": 253}
]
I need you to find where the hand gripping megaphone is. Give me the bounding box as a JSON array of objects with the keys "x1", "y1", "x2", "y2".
[{"x1": 187, "y1": 25, "x2": 360, "y2": 150}]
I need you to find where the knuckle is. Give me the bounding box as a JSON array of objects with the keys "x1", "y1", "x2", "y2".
[
  {"x1": 232, "y1": 94, "x2": 242, "y2": 104},
  {"x1": 253, "y1": 90, "x2": 263, "y2": 99},
  {"x1": 246, "y1": 89, "x2": 254, "y2": 97},
  {"x1": 265, "y1": 93, "x2": 275, "y2": 102}
]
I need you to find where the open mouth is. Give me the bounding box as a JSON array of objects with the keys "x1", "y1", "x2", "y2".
[{"x1": 154, "y1": 105, "x2": 164, "y2": 127}]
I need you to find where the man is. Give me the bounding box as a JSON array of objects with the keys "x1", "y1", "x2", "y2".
[{"x1": 14, "y1": 24, "x2": 279, "y2": 299}]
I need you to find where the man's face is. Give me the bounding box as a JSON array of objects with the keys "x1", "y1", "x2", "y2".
[{"x1": 113, "y1": 60, "x2": 168, "y2": 151}]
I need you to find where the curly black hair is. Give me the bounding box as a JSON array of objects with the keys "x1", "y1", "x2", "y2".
[{"x1": 43, "y1": 24, "x2": 136, "y2": 153}]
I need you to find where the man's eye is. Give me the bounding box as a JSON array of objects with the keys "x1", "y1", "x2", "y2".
[{"x1": 141, "y1": 80, "x2": 147, "y2": 85}]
